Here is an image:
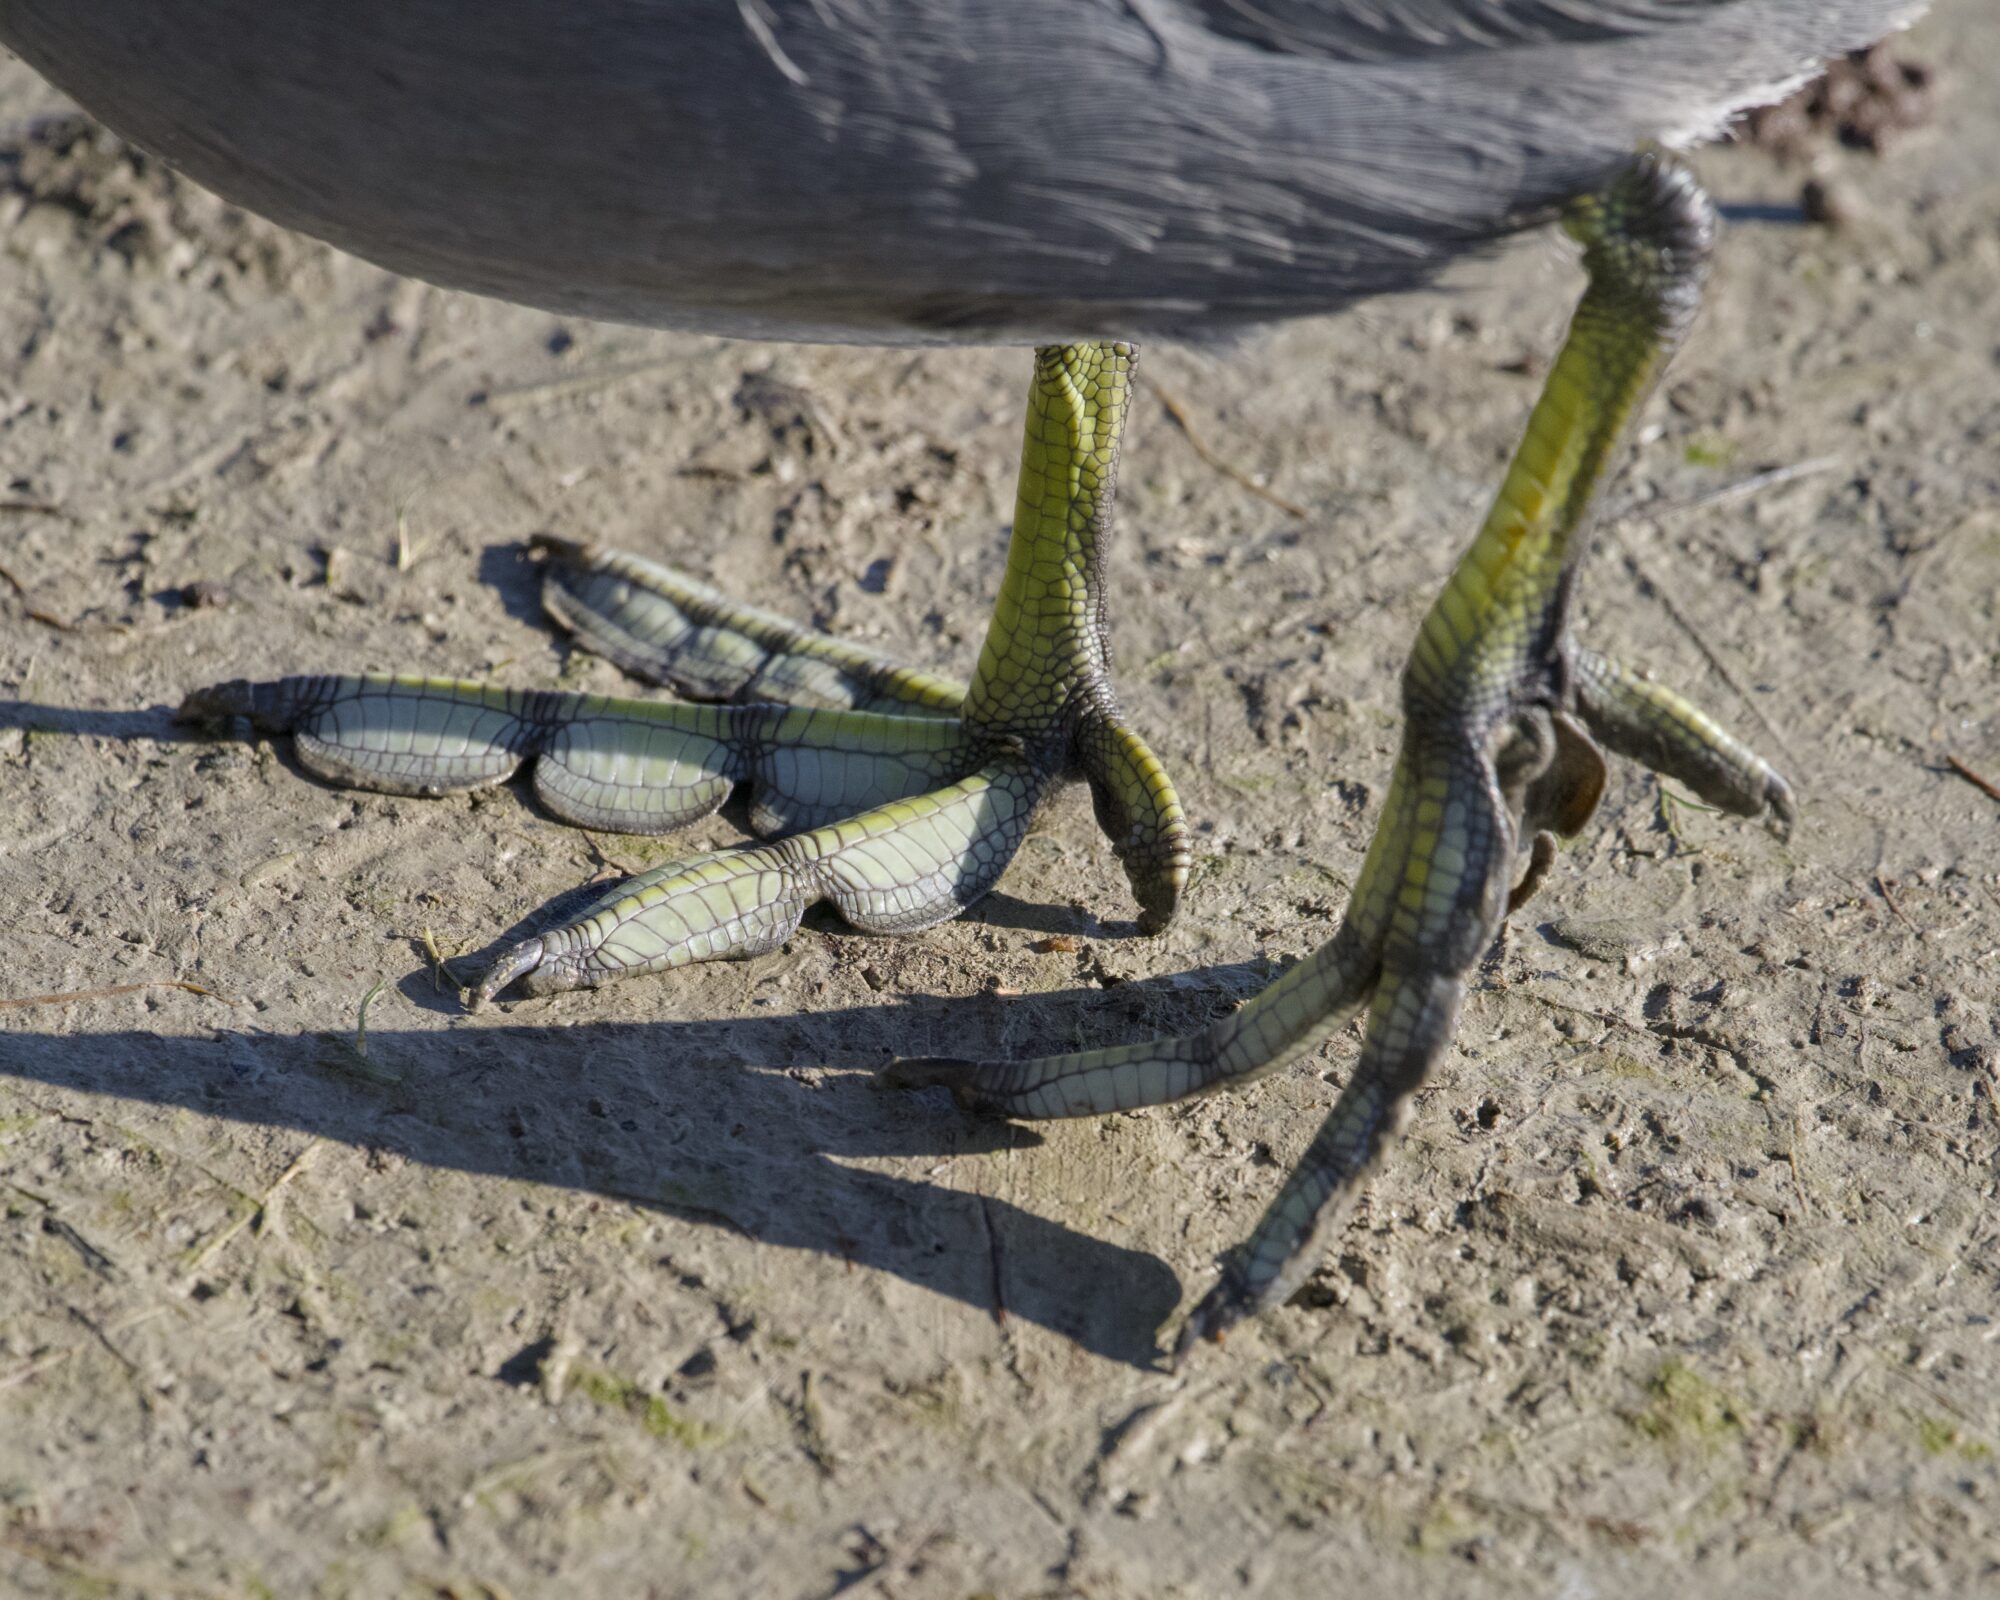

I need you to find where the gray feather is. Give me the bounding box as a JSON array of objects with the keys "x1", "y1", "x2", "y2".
[{"x1": 0, "y1": 0, "x2": 1931, "y2": 343}]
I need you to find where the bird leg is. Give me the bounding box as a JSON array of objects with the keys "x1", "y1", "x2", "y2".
[
  {"x1": 181, "y1": 343, "x2": 1189, "y2": 1002},
  {"x1": 892, "y1": 154, "x2": 1793, "y2": 1359}
]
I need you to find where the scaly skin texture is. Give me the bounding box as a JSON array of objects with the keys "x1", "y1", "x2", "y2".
[
  {"x1": 531, "y1": 537, "x2": 966, "y2": 715},
  {"x1": 893, "y1": 154, "x2": 1793, "y2": 1358},
  {"x1": 182, "y1": 344, "x2": 1191, "y2": 1004},
  {"x1": 181, "y1": 171, "x2": 1794, "y2": 1353}
]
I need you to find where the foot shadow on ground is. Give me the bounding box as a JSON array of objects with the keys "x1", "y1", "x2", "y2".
[
  {"x1": 1, "y1": 688, "x2": 1270, "y2": 1367},
  {"x1": 3, "y1": 959, "x2": 1275, "y2": 1370}
]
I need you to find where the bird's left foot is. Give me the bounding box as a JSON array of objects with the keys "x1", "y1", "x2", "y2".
[{"x1": 895, "y1": 154, "x2": 1791, "y2": 1358}]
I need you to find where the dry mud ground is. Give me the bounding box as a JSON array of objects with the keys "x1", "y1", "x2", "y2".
[{"x1": 2, "y1": 9, "x2": 1996, "y2": 1599}]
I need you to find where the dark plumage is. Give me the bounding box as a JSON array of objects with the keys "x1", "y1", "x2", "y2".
[{"x1": 0, "y1": 1, "x2": 1927, "y2": 341}]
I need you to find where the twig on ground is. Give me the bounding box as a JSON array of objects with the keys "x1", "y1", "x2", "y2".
[
  {"x1": 977, "y1": 1191, "x2": 1009, "y2": 1328},
  {"x1": 1616, "y1": 546, "x2": 1797, "y2": 766},
  {"x1": 1945, "y1": 754, "x2": 2000, "y2": 806},
  {"x1": 393, "y1": 480, "x2": 438, "y2": 572},
  {"x1": 1787, "y1": 1109, "x2": 1813, "y2": 1217},
  {"x1": 316, "y1": 979, "x2": 403, "y2": 1084},
  {"x1": 1607, "y1": 456, "x2": 1842, "y2": 529},
  {"x1": 0, "y1": 560, "x2": 85, "y2": 632},
  {"x1": 1656, "y1": 784, "x2": 1722, "y2": 853},
  {"x1": 791, "y1": 1368, "x2": 839, "y2": 1477},
  {"x1": 1873, "y1": 873, "x2": 1917, "y2": 932},
  {"x1": 480, "y1": 357, "x2": 684, "y2": 415},
  {"x1": 0, "y1": 979, "x2": 243, "y2": 1012},
  {"x1": 0, "y1": 1304, "x2": 170, "y2": 1394},
  {"x1": 1145, "y1": 377, "x2": 1309, "y2": 520},
  {"x1": 1606, "y1": 458, "x2": 1847, "y2": 767},
  {"x1": 420, "y1": 925, "x2": 465, "y2": 992},
  {"x1": 0, "y1": 1528, "x2": 229, "y2": 1600},
  {"x1": 182, "y1": 1139, "x2": 324, "y2": 1277},
  {"x1": 461, "y1": 1444, "x2": 612, "y2": 1504},
  {"x1": 354, "y1": 977, "x2": 387, "y2": 1058}
]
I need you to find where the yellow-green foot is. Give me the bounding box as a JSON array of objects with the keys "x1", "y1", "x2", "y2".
[
  {"x1": 895, "y1": 154, "x2": 1793, "y2": 1360},
  {"x1": 1571, "y1": 645, "x2": 1793, "y2": 830},
  {"x1": 180, "y1": 345, "x2": 1190, "y2": 1001},
  {"x1": 472, "y1": 757, "x2": 1041, "y2": 1004}
]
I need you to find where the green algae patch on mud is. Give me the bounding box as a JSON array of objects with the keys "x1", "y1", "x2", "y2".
[
  {"x1": 572, "y1": 1366, "x2": 722, "y2": 1449},
  {"x1": 1629, "y1": 1359, "x2": 1747, "y2": 1452}
]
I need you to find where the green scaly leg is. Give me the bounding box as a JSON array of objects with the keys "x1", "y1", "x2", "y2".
[
  {"x1": 182, "y1": 344, "x2": 1190, "y2": 1001},
  {"x1": 893, "y1": 154, "x2": 1794, "y2": 1359}
]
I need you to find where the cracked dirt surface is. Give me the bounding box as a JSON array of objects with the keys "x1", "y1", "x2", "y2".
[{"x1": 2, "y1": 7, "x2": 1996, "y2": 1597}]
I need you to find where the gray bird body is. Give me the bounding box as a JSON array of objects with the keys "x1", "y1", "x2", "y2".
[{"x1": 0, "y1": 0, "x2": 1929, "y2": 344}]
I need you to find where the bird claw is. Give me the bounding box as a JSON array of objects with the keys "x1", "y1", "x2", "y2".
[
  {"x1": 469, "y1": 936, "x2": 548, "y2": 1010},
  {"x1": 1764, "y1": 771, "x2": 1797, "y2": 839},
  {"x1": 1170, "y1": 1272, "x2": 1251, "y2": 1371}
]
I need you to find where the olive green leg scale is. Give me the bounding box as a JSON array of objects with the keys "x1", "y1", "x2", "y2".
[
  {"x1": 893, "y1": 155, "x2": 1795, "y2": 1360},
  {"x1": 183, "y1": 344, "x2": 1190, "y2": 1002}
]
